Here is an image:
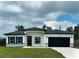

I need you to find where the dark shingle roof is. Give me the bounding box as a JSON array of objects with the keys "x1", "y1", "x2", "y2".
[
  {"x1": 4, "y1": 27, "x2": 74, "y2": 35},
  {"x1": 44, "y1": 29, "x2": 74, "y2": 34},
  {"x1": 4, "y1": 27, "x2": 44, "y2": 35},
  {"x1": 24, "y1": 27, "x2": 44, "y2": 31},
  {"x1": 4, "y1": 31, "x2": 26, "y2": 35}
]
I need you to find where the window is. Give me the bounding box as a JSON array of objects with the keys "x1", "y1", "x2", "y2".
[
  {"x1": 16, "y1": 37, "x2": 23, "y2": 44},
  {"x1": 8, "y1": 37, "x2": 15, "y2": 44},
  {"x1": 35, "y1": 37, "x2": 41, "y2": 44}
]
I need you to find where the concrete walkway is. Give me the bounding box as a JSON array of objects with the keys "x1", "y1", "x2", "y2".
[
  {"x1": 51, "y1": 47, "x2": 79, "y2": 58},
  {"x1": 23, "y1": 46, "x2": 49, "y2": 48}
]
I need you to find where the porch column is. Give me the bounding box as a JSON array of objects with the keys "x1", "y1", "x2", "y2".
[
  {"x1": 6, "y1": 36, "x2": 8, "y2": 46},
  {"x1": 23, "y1": 35, "x2": 27, "y2": 46},
  {"x1": 43, "y1": 35, "x2": 48, "y2": 47},
  {"x1": 15, "y1": 36, "x2": 16, "y2": 44}
]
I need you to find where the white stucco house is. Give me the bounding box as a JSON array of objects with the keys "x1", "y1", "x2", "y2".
[{"x1": 4, "y1": 27, "x2": 74, "y2": 47}]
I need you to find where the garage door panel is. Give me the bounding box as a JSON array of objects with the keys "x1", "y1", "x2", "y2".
[{"x1": 48, "y1": 37, "x2": 70, "y2": 47}]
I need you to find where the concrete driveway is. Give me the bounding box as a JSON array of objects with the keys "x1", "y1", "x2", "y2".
[{"x1": 51, "y1": 47, "x2": 79, "y2": 58}]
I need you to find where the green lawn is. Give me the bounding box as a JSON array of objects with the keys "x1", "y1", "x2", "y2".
[{"x1": 0, "y1": 47, "x2": 64, "y2": 58}]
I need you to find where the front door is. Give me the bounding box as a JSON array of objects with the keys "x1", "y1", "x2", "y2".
[{"x1": 27, "y1": 36, "x2": 32, "y2": 46}]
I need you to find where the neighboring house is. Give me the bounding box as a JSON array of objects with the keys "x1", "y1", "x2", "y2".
[{"x1": 4, "y1": 27, "x2": 74, "y2": 47}]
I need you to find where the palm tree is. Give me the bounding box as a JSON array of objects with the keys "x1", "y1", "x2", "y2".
[
  {"x1": 42, "y1": 24, "x2": 47, "y2": 30},
  {"x1": 15, "y1": 25, "x2": 24, "y2": 31},
  {"x1": 47, "y1": 26, "x2": 52, "y2": 31},
  {"x1": 66, "y1": 26, "x2": 73, "y2": 32}
]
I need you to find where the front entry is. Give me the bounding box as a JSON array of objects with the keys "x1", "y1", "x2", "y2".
[{"x1": 27, "y1": 36, "x2": 32, "y2": 46}]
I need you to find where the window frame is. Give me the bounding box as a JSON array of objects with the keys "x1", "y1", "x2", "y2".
[
  {"x1": 8, "y1": 37, "x2": 15, "y2": 44},
  {"x1": 35, "y1": 37, "x2": 41, "y2": 44},
  {"x1": 16, "y1": 37, "x2": 23, "y2": 44}
]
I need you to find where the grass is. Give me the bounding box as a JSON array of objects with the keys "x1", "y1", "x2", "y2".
[{"x1": 0, "y1": 47, "x2": 64, "y2": 58}]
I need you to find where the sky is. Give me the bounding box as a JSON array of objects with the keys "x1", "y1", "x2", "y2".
[{"x1": 0, "y1": 1, "x2": 79, "y2": 36}]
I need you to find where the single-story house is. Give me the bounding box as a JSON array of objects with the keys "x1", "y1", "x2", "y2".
[{"x1": 4, "y1": 27, "x2": 74, "y2": 47}]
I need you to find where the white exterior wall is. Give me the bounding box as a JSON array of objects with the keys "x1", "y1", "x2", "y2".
[
  {"x1": 43, "y1": 34, "x2": 74, "y2": 47},
  {"x1": 26, "y1": 31, "x2": 44, "y2": 47},
  {"x1": 6, "y1": 35, "x2": 26, "y2": 47},
  {"x1": 70, "y1": 35, "x2": 74, "y2": 47},
  {"x1": 5, "y1": 31, "x2": 74, "y2": 47}
]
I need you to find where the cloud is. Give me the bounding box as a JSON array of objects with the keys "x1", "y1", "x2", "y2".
[
  {"x1": 7, "y1": 5, "x2": 23, "y2": 12},
  {"x1": 57, "y1": 2, "x2": 79, "y2": 13},
  {"x1": 0, "y1": 4, "x2": 22, "y2": 13},
  {"x1": 0, "y1": 1, "x2": 79, "y2": 17},
  {"x1": 45, "y1": 12, "x2": 63, "y2": 21},
  {"x1": 44, "y1": 20, "x2": 76, "y2": 30},
  {"x1": 0, "y1": 2, "x2": 23, "y2": 17},
  {"x1": 0, "y1": 1, "x2": 78, "y2": 36},
  {"x1": 26, "y1": 1, "x2": 43, "y2": 9}
]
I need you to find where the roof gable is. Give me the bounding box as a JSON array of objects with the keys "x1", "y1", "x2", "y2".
[{"x1": 24, "y1": 27, "x2": 44, "y2": 31}]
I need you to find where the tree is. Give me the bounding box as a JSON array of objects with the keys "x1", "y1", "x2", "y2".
[
  {"x1": 47, "y1": 26, "x2": 52, "y2": 31},
  {"x1": 20, "y1": 25, "x2": 24, "y2": 30},
  {"x1": 15, "y1": 25, "x2": 24, "y2": 31},
  {"x1": 66, "y1": 26, "x2": 73, "y2": 32},
  {"x1": 42, "y1": 24, "x2": 46, "y2": 30},
  {"x1": 74, "y1": 24, "x2": 79, "y2": 33},
  {"x1": 74, "y1": 24, "x2": 79, "y2": 40}
]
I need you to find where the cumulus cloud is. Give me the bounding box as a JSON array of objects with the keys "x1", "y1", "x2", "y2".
[
  {"x1": 7, "y1": 5, "x2": 23, "y2": 12},
  {"x1": 0, "y1": 1, "x2": 78, "y2": 36},
  {"x1": 44, "y1": 20, "x2": 76, "y2": 30},
  {"x1": 0, "y1": 1, "x2": 79, "y2": 17}
]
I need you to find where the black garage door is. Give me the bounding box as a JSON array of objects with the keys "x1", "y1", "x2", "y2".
[{"x1": 48, "y1": 37, "x2": 70, "y2": 47}]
